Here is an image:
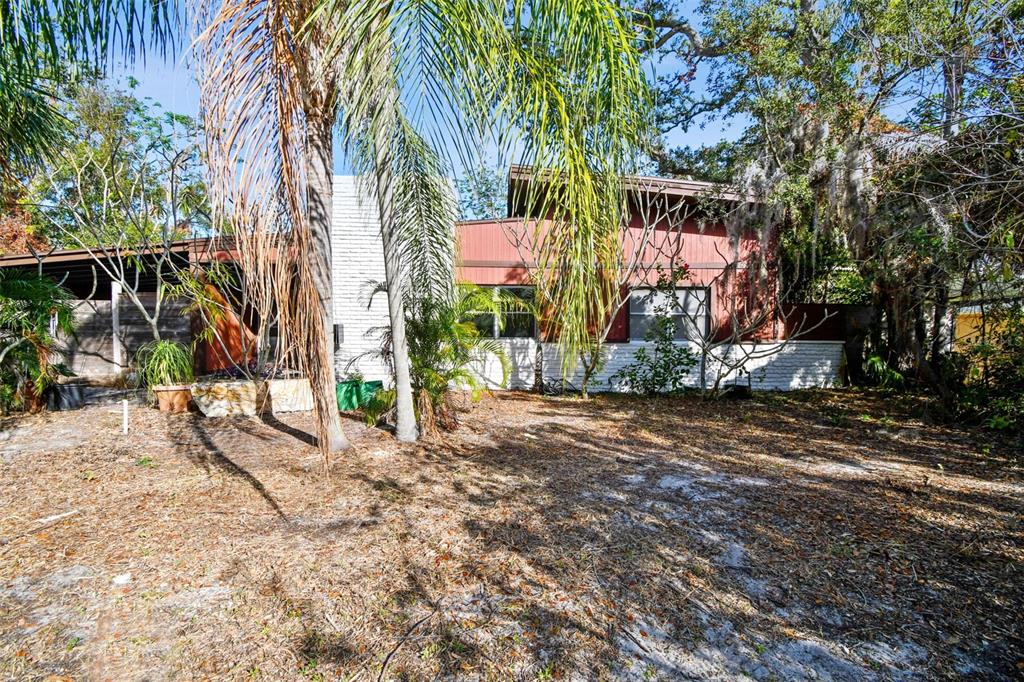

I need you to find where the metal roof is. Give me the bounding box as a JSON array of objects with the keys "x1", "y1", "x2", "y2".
[{"x1": 507, "y1": 164, "x2": 752, "y2": 204}]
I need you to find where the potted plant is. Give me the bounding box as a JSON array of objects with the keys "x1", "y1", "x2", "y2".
[{"x1": 137, "y1": 340, "x2": 194, "y2": 413}]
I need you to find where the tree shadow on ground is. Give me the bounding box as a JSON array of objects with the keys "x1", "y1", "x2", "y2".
[
  {"x1": 171, "y1": 414, "x2": 288, "y2": 520},
  {"x1": 379, "y1": 392, "x2": 1022, "y2": 679},
  {"x1": 258, "y1": 411, "x2": 317, "y2": 446}
]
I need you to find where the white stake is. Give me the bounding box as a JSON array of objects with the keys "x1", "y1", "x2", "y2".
[{"x1": 122, "y1": 399, "x2": 129, "y2": 435}]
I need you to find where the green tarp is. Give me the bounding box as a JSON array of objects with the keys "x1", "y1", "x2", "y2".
[{"x1": 336, "y1": 380, "x2": 384, "y2": 411}]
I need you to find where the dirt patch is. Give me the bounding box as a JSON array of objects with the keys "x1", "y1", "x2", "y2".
[{"x1": 0, "y1": 391, "x2": 1021, "y2": 680}]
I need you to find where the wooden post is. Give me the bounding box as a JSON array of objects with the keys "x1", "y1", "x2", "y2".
[{"x1": 111, "y1": 281, "x2": 123, "y2": 374}]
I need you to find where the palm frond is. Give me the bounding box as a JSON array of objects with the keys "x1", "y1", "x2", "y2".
[
  {"x1": 317, "y1": 0, "x2": 652, "y2": 377},
  {"x1": 363, "y1": 282, "x2": 510, "y2": 433},
  {"x1": 0, "y1": 270, "x2": 75, "y2": 407},
  {"x1": 0, "y1": 270, "x2": 74, "y2": 340},
  {"x1": 0, "y1": 57, "x2": 67, "y2": 174},
  {"x1": 193, "y1": 0, "x2": 353, "y2": 456},
  {"x1": 1, "y1": 0, "x2": 178, "y2": 75},
  {"x1": 391, "y1": 118, "x2": 458, "y2": 303},
  {"x1": 1, "y1": 0, "x2": 178, "y2": 172}
]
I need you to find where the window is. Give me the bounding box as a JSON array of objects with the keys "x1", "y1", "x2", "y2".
[
  {"x1": 472, "y1": 286, "x2": 536, "y2": 339},
  {"x1": 629, "y1": 287, "x2": 709, "y2": 341}
]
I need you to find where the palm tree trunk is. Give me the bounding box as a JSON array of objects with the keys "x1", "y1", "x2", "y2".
[
  {"x1": 374, "y1": 137, "x2": 418, "y2": 443},
  {"x1": 307, "y1": 117, "x2": 350, "y2": 453}
]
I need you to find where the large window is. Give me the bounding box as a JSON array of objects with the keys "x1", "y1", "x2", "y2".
[
  {"x1": 629, "y1": 287, "x2": 709, "y2": 341},
  {"x1": 472, "y1": 286, "x2": 536, "y2": 339}
]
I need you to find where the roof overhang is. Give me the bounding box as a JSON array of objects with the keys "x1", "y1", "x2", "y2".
[
  {"x1": 0, "y1": 238, "x2": 234, "y2": 269},
  {"x1": 506, "y1": 164, "x2": 753, "y2": 216}
]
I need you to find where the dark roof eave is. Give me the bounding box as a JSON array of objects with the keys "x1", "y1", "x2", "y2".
[
  {"x1": 506, "y1": 164, "x2": 756, "y2": 204},
  {"x1": 0, "y1": 238, "x2": 229, "y2": 268}
]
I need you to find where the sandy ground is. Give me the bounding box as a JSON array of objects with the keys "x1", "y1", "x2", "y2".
[{"x1": 0, "y1": 390, "x2": 1021, "y2": 680}]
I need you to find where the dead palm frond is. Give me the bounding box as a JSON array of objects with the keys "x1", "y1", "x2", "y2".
[
  {"x1": 193, "y1": 0, "x2": 350, "y2": 463},
  {"x1": 193, "y1": 0, "x2": 652, "y2": 454}
]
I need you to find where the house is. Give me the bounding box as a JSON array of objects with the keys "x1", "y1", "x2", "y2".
[
  {"x1": 331, "y1": 168, "x2": 848, "y2": 392},
  {"x1": 0, "y1": 239, "x2": 252, "y2": 378},
  {"x1": 1, "y1": 168, "x2": 848, "y2": 392}
]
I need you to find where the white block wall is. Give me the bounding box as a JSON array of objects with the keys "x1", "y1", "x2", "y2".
[
  {"x1": 471, "y1": 340, "x2": 842, "y2": 392},
  {"x1": 541, "y1": 340, "x2": 844, "y2": 391},
  {"x1": 474, "y1": 339, "x2": 537, "y2": 390},
  {"x1": 330, "y1": 177, "x2": 844, "y2": 392},
  {"x1": 331, "y1": 176, "x2": 391, "y2": 383}
]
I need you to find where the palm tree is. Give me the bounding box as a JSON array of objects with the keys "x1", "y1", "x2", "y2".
[
  {"x1": 329, "y1": 1, "x2": 651, "y2": 441},
  {"x1": 0, "y1": 0, "x2": 176, "y2": 176},
  {"x1": 368, "y1": 282, "x2": 512, "y2": 435},
  {"x1": 195, "y1": 0, "x2": 352, "y2": 457},
  {"x1": 193, "y1": 0, "x2": 651, "y2": 457},
  {"x1": 0, "y1": 271, "x2": 75, "y2": 411}
]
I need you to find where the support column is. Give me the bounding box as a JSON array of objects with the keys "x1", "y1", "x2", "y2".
[{"x1": 111, "y1": 281, "x2": 123, "y2": 374}]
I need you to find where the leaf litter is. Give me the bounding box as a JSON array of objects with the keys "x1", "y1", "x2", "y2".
[{"x1": 0, "y1": 390, "x2": 1020, "y2": 680}]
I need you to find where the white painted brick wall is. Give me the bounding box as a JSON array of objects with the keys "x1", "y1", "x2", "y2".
[
  {"x1": 331, "y1": 176, "x2": 391, "y2": 383},
  {"x1": 474, "y1": 338, "x2": 537, "y2": 389},
  {"x1": 472, "y1": 339, "x2": 843, "y2": 392},
  {"x1": 330, "y1": 177, "x2": 843, "y2": 392},
  {"x1": 541, "y1": 340, "x2": 844, "y2": 391}
]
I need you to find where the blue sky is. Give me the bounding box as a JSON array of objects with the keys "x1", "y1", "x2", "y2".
[{"x1": 114, "y1": 43, "x2": 746, "y2": 178}]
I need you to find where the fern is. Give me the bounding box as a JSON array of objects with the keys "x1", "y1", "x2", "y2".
[{"x1": 865, "y1": 354, "x2": 904, "y2": 389}]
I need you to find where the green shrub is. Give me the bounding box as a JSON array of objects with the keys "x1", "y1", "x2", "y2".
[
  {"x1": 362, "y1": 388, "x2": 396, "y2": 426},
  {"x1": 609, "y1": 316, "x2": 698, "y2": 394},
  {"x1": 136, "y1": 340, "x2": 194, "y2": 387},
  {"x1": 865, "y1": 354, "x2": 905, "y2": 389},
  {"x1": 369, "y1": 284, "x2": 510, "y2": 433},
  {"x1": 0, "y1": 271, "x2": 75, "y2": 412},
  {"x1": 955, "y1": 304, "x2": 1024, "y2": 432},
  {"x1": 609, "y1": 275, "x2": 698, "y2": 395}
]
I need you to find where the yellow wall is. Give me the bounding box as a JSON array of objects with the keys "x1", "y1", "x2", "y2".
[{"x1": 954, "y1": 311, "x2": 1006, "y2": 350}]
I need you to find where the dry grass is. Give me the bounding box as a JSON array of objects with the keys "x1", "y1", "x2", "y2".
[{"x1": 0, "y1": 391, "x2": 1021, "y2": 680}]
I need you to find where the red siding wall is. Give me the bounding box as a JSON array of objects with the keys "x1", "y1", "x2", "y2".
[{"x1": 456, "y1": 217, "x2": 790, "y2": 342}]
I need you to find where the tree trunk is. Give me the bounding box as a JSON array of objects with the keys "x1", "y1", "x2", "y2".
[
  {"x1": 942, "y1": 55, "x2": 965, "y2": 140},
  {"x1": 929, "y1": 283, "x2": 949, "y2": 370},
  {"x1": 533, "y1": 324, "x2": 544, "y2": 392},
  {"x1": 374, "y1": 132, "x2": 418, "y2": 443},
  {"x1": 884, "y1": 295, "x2": 899, "y2": 366},
  {"x1": 306, "y1": 118, "x2": 350, "y2": 454},
  {"x1": 699, "y1": 346, "x2": 708, "y2": 392},
  {"x1": 579, "y1": 352, "x2": 592, "y2": 399}
]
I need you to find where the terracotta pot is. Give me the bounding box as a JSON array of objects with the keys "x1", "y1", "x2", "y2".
[{"x1": 152, "y1": 385, "x2": 192, "y2": 413}]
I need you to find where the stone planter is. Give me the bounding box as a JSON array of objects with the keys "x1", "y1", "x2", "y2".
[
  {"x1": 152, "y1": 385, "x2": 192, "y2": 414},
  {"x1": 190, "y1": 378, "x2": 313, "y2": 417},
  {"x1": 190, "y1": 380, "x2": 269, "y2": 417},
  {"x1": 266, "y1": 378, "x2": 313, "y2": 413}
]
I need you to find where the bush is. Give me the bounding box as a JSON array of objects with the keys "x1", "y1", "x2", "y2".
[
  {"x1": 610, "y1": 288, "x2": 697, "y2": 395},
  {"x1": 0, "y1": 271, "x2": 75, "y2": 412},
  {"x1": 954, "y1": 304, "x2": 1024, "y2": 432},
  {"x1": 136, "y1": 340, "x2": 194, "y2": 387},
  {"x1": 368, "y1": 284, "x2": 510, "y2": 433},
  {"x1": 866, "y1": 354, "x2": 905, "y2": 389}
]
